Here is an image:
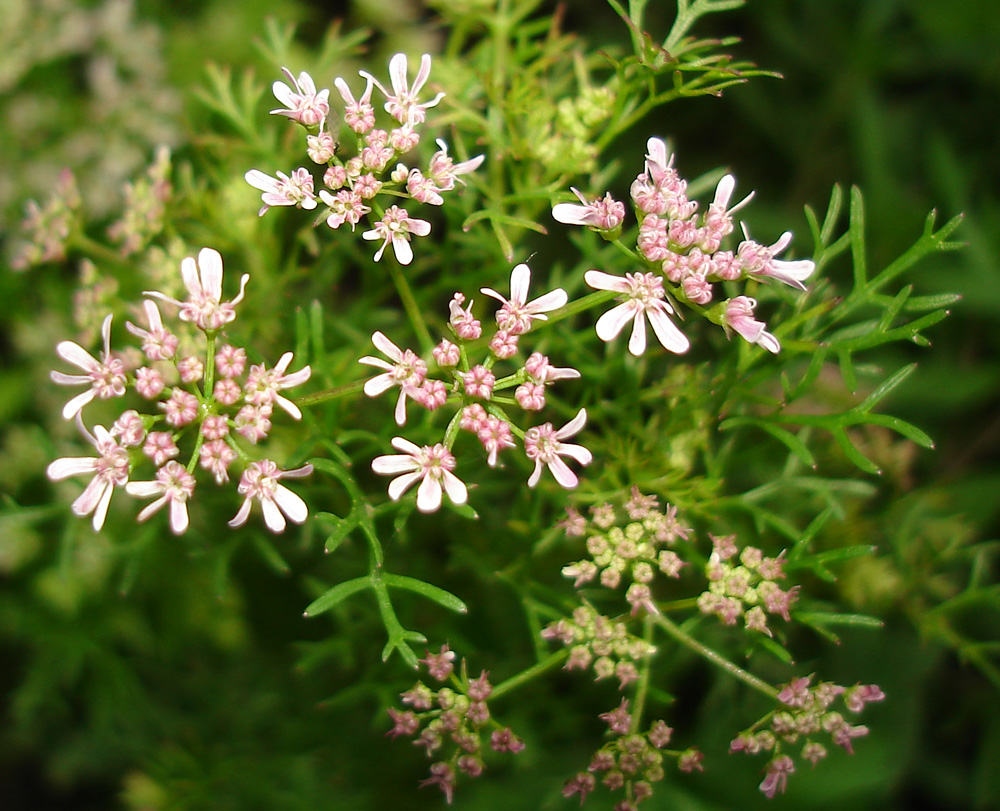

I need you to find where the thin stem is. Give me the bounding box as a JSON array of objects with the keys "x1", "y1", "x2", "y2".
[
  {"x1": 629, "y1": 614, "x2": 656, "y2": 732},
  {"x1": 386, "y1": 260, "x2": 434, "y2": 353},
  {"x1": 293, "y1": 378, "x2": 366, "y2": 408},
  {"x1": 653, "y1": 613, "x2": 778, "y2": 699},
  {"x1": 490, "y1": 649, "x2": 569, "y2": 701}
]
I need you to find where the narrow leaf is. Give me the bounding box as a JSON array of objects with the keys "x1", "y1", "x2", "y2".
[
  {"x1": 304, "y1": 576, "x2": 371, "y2": 617},
  {"x1": 382, "y1": 573, "x2": 468, "y2": 614}
]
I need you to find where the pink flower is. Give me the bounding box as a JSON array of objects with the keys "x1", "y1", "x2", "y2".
[
  {"x1": 244, "y1": 168, "x2": 318, "y2": 217},
  {"x1": 110, "y1": 410, "x2": 145, "y2": 447},
  {"x1": 47, "y1": 418, "x2": 130, "y2": 531},
  {"x1": 449, "y1": 293, "x2": 481, "y2": 340},
  {"x1": 722, "y1": 296, "x2": 780, "y2": 353},
  {"x1": 551, "y1": 187, "x2": 625, "y2": 231},
  {"x1": 371, "y1": 438, "x2": 467, "y2": 513},
  {"x1": 145, "y1": 248, "x2": 249, "y2": 332},
  {"x1": 317, "y1": 188, "x2": 370, "y2": 230},
  {"x1": 738, "y1": 228, "x2": 816, "y2": 290},
  {"x1": 215, "y1": 344, "x2": 247, "y2": 378},
  {"x1": 242, "y1": 351, "x2": 312, "y2": 420},
  {"x1": 270, "y1": 68, "x2": 330, "y2": 127},
  {"x1": 135, "y1": 367, "x2": 165, "y2": 399},
  {"x1": 759, "y1": 755, "x2": 795, "y2": 798},
  {"x1": 360, "y1": 53, "x2": 445, "y2": 126},
  {"x1": 51, "y1": 314, "x2": 127, "y2": 419},
  {"x1": 159, "y1": 388, "x2": 199, "y2": 427},
  {"x1": 463, "y1": 365, "x2": 495, "y2": 399},
  {"x1": 409, "y1": 139, "x2": 484, "y2": 204},
  {"x1": 143, "y1": 431, "x2": 179, "y2": 466},
  {"x1": 125, "y1": 300, "x2": 178, "y2": 361},
  {"x1": 125, "y1": 460, "x2": 196, "y2": 535},
  {"x1": 359, "y1": 331, "x2": 427, "y2": 425},
  {"x1": 477, "y1": 416, "x2": 515, "y2": 467},
  {"x1": 333, "y1": 75, "x2": 375, "y2": 133},
  {"x1": 362, "y1": 205, "x2": 431, "y2": 265},
  {"x1": 701, "y1": 174, "x2": 754, "y2": 251},
  {"x1": 229, "y1": 460, "x2": 314, "y2": 533},
  {"x1": 234, "y1": 404, "x2": 272, "y2": 444},
  {"x1": 199, "y1": 439, "x2": 237, "y2": 484},
  {"x1": 481, "y1": 263, "x2": 567, "y2": 335},
  {"x1": 523, "y1": 408, "x2": 592, "y2": 488},
  {"x1": 584, "y1": 270, "x2": 689, "y2": 355}
]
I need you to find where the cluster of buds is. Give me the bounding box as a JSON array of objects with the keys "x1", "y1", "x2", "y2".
[
  {"x1": 697, "y1": 533, "x2": 799, "y2": 636},
  {"x1": 552, "y1": 137, "x2": 816, "y2": 355},
  {"x1": 386, "y1": 645, "x2": 525, "y2": 804},
  {"x1": 541, "y1": 603, "x2": 655, "y2": 691},
  {"x1": 563, "y1": 700, "x2": 702, "y2": 809},
  {"x1": 365, "y1": 262, "x2": 591, "y2": 512},
  {"x1": 10, "y1": 168, "x2": 81, "y2": 270},
  {"x1": 246, "y1": 54, "x2": 483, "y2": 266},
  {"x1": 730, "y1": 676, "x2": 885, "y2": 798},
  {"x1": 46, "y1": 247, "x2": 314, "y2": 534},
  {"x1": 106, "y1": 145, "x2": 173, "y2": 256},
  {"x1": 560, "y1": 488, "x2": 693, "y2": 615}
]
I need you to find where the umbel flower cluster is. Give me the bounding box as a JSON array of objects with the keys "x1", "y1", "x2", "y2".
[
  {"x1": 386, "y1": 645, "x2": 526, "y2": 804},
  {"x1": 246, "y1": 54, "x2": 483, "y2": 265},
  {"x1": 46, "y1": 248, "x2": 313, "y2": 534},
  {"x1": 364, "y1": 262, "x2": 591, "y2": 512},
  {"x1": 553, "y1": 138, "x2": 817, "y2": 355}
]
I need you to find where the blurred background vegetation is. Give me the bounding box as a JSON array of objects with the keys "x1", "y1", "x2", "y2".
[{"x1": 1, "y1": 0, "x2": 997, "y2": 808}]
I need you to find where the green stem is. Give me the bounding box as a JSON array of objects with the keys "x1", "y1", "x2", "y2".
[
  {"x1": 68, "y1": 232, "x2": 133, "y2": 272},
  {"x1": 386, "y1": 260, "x2": 434, "y2": 354},
  {"x1": 629, "y1": 614, "x2": 656, "y2": 732},
  {"x1": 293, "y1": 379, "x2": 366, "y2": 408},
  {"x1": 490, "y1": 649, "x2": 569, "y2": 701},
  {"x1": 652, "y1": 613, "x2": 778, "y2": 699}
]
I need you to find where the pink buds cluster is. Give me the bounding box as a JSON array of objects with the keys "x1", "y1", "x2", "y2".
[
  {"x1": 366, "y1": 262, "x2": 591, "y2": 512},
  {"x1": 386, "y1": 645, "x2": 525, "y2": 804},
  {"x1": 541, "y1": 604, "x2": 655, "y2": 691},
  {"x1": 247, "y1": 54, "x2": 484, "y2": 266},
  {"x1": 697, "y1": 534, "x2": 799, "y2": 636},
  {"x1": 730, "y1": 676, "x2": 885, "y2": 798},
  {"x1": 563, "y1": 701, "x2": 693, "y2": 809},
  {"x1": 553, "y1": 137, "x2": 816, "y2": 355},
  {"x1": 47, "y1": 247, "x2": 313, "y2": 534}
]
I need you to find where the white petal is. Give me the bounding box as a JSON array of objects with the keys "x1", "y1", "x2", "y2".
[
  {"x1": 228, "y1": 498, "x2": 253, "y2": 528},
  {"x1": 712, "y1": 174, "x2": 735, "y2": 210},
  {"x1": 245, "y1": 170, "x2": 279, "y2": 193},
  {"x1": 627, "y1": 309, "x2": 648, "y2": 356},
  {"x1": 547, "y1": 456, "x2": 579, "y2": 489},
  {"x1": 261, "y1": 497, "x2": 288, "y2": 533},
  {"x1": 527, "y1": 460, "x2": 544, "y2": 488},
  {"x1": 509, "y1": 264, "x2": 531, "y2": 306},
  {"x1": 62, "y1": 389, "x2": 96, "y2": 420},
  {"x1": 126, "y1": 481, "x2": 164, "y2": 498},
  {"x1": 279, "y1": 365, "x2": 311, "y2": 389},
  {"x1": 90, "y1": 482, "x2": 114, "y2": 531},
  {"x1": 394, "y1": 389, "x2": 408, "y2": 425},
  {"x1": 556, "y1": 409, "x2": 588, "y2": 440},
  {"x1": 388, "y1": 53, "x2": 409, "y2": 95},
  {"x1": 558, "y1": 443, "x2": 593, "y2": 466},
  {"x1": 198, "y1": 248, "x2": 224, "y2": 302},
  {"x1": 55, "y1": 341, "x2": 99, "y2": 372},
  {"x1": 441, "y1": 471, "x2": 467, "y2": 506},
  {"x1": 273, "y1": 484, "x2": 308, "y2": 524},
  {"x1": 389, "y1": 436, "x2": 422, "y2": 456},
  {"x1": 595, "y1": 302, "x2": 636, "y2": 342},
  {"x1": 391, "y1": 235, "x2": 413, "y2": 266},
  {"x1": 274, "y1": 394, "x2": 302, "y2": 421},
  {"x1": 137, "y1": 496, "x2": 168, "y2": 523},
  {"x1": 408, "y1": 218, "x2": 431, "y2": 237},
  {"x1": 584, "y1": 270, "x2": 630, "y2": 293},
  {"x1": 47, "y1": 457, "x2": 97, "y2": 480},
  {"x1": 527, "y1": 288, "x2": 568, "y2": 314},
  {"x1": 416, "y1": 475, "x2": 443, "y2": 513},
  {"x1": 648, "y1": 307, "x2": 690, "y2": 354},
  {"x1": 363, "y1": 373, "x2": 398, "y2": 397},
  {"x1": 387, "y1": 470, "x2": 423, "y2": 501},
  {"x1": 50, "y1": 371, "x2": 91, "y2": 386},
  {"x1": 551, "y1": 203, "x2": 591, "y2": 226},
  {"x1": 371, "y1": 331, "x2": 402, "y2": 361},
  {"x1": 372, "y1": 455, "x2": 420, "y2": 475},
  {"x1": 180, "y1": 255, "x2": 201, "y2": 297},
  {"x1": 272, "y1": 80, "x2": 296, "y2": 107},
  {"x1": 757, "y1": 330, "x2": 781, "y2": 354}
]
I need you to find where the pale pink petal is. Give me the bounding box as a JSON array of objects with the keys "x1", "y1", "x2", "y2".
[
  {"x1": 126, "y1": 481, "x2": 163, "y2": 498},
  {"x1": 394, "y1": 389, "x2": 408, "y2": 425},
  {"x1": 261, "y1": 497, "x2": 287, "y2": 533},
  {"x1": 595, "y1": 302, "x2": 636, "y2": 342},
  {"x1": 272, "y1": 81, "x2": 296, "y2": 108},
  {"x1": 73, "y1": 476, "x2": 107, "y2": 519},
  {"x1": 245, "y1": 170, "x2": 281, "y2": 194},
  {"x1": 274, "y1": 394, "x2": 302, "y2": 420},
  {"x1": 90, "y1": 481, "x2": 114, "y2": 531},
  {"x1": 180, "y1": 255, "x2": 201, "y2": 297},
  {"x1": 757, "y1": 331, "x2": 781, "y2": 354},
  {"x1": 627, "y1": 309, "x2": 648, "y2": 356},
  {"x1": 509, "y1": 264, "x2": 530, "y2": 306},
  {"x1": 527, "y1": 460, "x2": 544, "y2": 488},
  {"x1": 390, "y1": 436, "x2": 423, "y2": 456},
  {"x1": 55, "y1": 341, "x2": 99, "y2": 372},
  {"x1": 273, "y1": 484, "x2": 308, "y2": 524},
  {"x1": 388, "y1": 470, "x2": 423, "y2": 501},
  {"x1": 62, "y1": 389, "x2": 96, "y2": 420},
  {"x1": 648, "y1": 308, "x2": 690, "y2": 354},
  {"x1": 416, "y1": 475, "x2": 443, "y2": 512},
  {"x1": 547, "y1": 456, "x2": 579, "y2": 489},
  {"x1": 363, "y1": 372, "x2": 397, "y2": 397},
  {"x1": 584, "y1": 270, "x2": 630, "y2": 293},
  {"x1": 411, "y1": 54, "x2": 432, "y2": 96},
  {"x1": 441, "y1": 471, "x2": 468, "y2": 506},
  {"x1": 50, "y1": 371, "x2": 91, "y2": 386},
  {"x1": 137, "y1": 495, "x2": 168, "y2": 523},
  {"x1": 556, "y1": 409, "x2": 588, "y2": 440},
  {"x1": 558, "y1": 443, "x2": 593, "y2": 466},
  {"x1": 551, "y1": 204, "x2": 592, "y2": 226},
  {"x1": 198, "y1": 248, "x2": 224, "y2": 302},
  {"x1": 229, "y1": 498, "x2": 253, "y2": 528},
  {"x1": 408, "y1": 218, "x2": 431, "y2": 237},
  {"x1": 371, "y1": 331, "x2": 403, "y2": 361},
  {"x1": 388, "y1": 53, "x2": 409, "y2": 96},
  {"x1": 527, "y1": 288, "x2": 567, "y2": 314},
  {"x1": 47, "y1": 457, "x2": 97, "y2": 480},
  {"x1": 391, "y1": 234, "x2": 414, "y2": 266},
  {"x1": 372, "y1": 455, "x2": 420, "y2": 475}
]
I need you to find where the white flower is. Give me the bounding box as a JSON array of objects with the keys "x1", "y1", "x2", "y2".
[
  {"x1": 480, "y1": 263, "x2": 568, "y2": 335},
  {"x1": 371, "y1": 439, "x2": 467, "y2": 513},
  {"x1": 359, "y1": 332, "x2": 427, "y2": 426},
  {"x1": 360, "y1": 53, "x2": 445, "y2": 126},
  {"x1": 244, "y1": 168, "x2": 318, "y2": 217},
  {"x1": 46, "y1": 417, "x2": 130, "y2": 531},
  {"x1": 722, "y1": 296, "x2": 780, "y2": 354},
  {"x1": 228, "y1": 460, "x2": 314, "y2": 533},
  {"x1": 584, "y1": 270, "x2": 689, "y2": 355},
  {"x1": 523, "y1": 409, "x2": 592, "y2": 489},
  {"x1": 551, "y1": 188, "x2": 625, "y2": 231},
  {"x1": 738, "y1": 228, "x2": 816, "y2": 290},
  {"x1": 51, "y1": 313, "x2": 127, "y2": 419},
  {"x1": 243, "y1": 351, "x2": 312, "y2": 420},
  {"x1": 125, "y1": 460, "x2": 196, "y2": 535},
  {"x1": 362, "y1": 205, "x2": 431, "y2": 265},
  {"x1": 270, "y1": 68, "x2": 330, "y2": 127},
  {"x1": 145, "y1": 248, "x2": 250, "y2": 332}
]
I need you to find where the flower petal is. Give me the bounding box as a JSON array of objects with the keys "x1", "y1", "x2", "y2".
[
  {"x1": 416, "y1": 475, "x2": 443, "y2": 512},
  {"x1": 627, "y1": 309, "x2": 648, "y2": 356},
  {"x1": 648, "y1": 307, "x2": 690, "y2": 354},
  {"x1": 274, "y1": 484, "x2": 308, "y2": 524},
  {"x1": 595, "y1": 302, "x2": 636, "y2": 342}
]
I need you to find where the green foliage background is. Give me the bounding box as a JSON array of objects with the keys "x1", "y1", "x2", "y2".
[{"x1": 1, "y1": 1, "x2": 997, "y2": 809}]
